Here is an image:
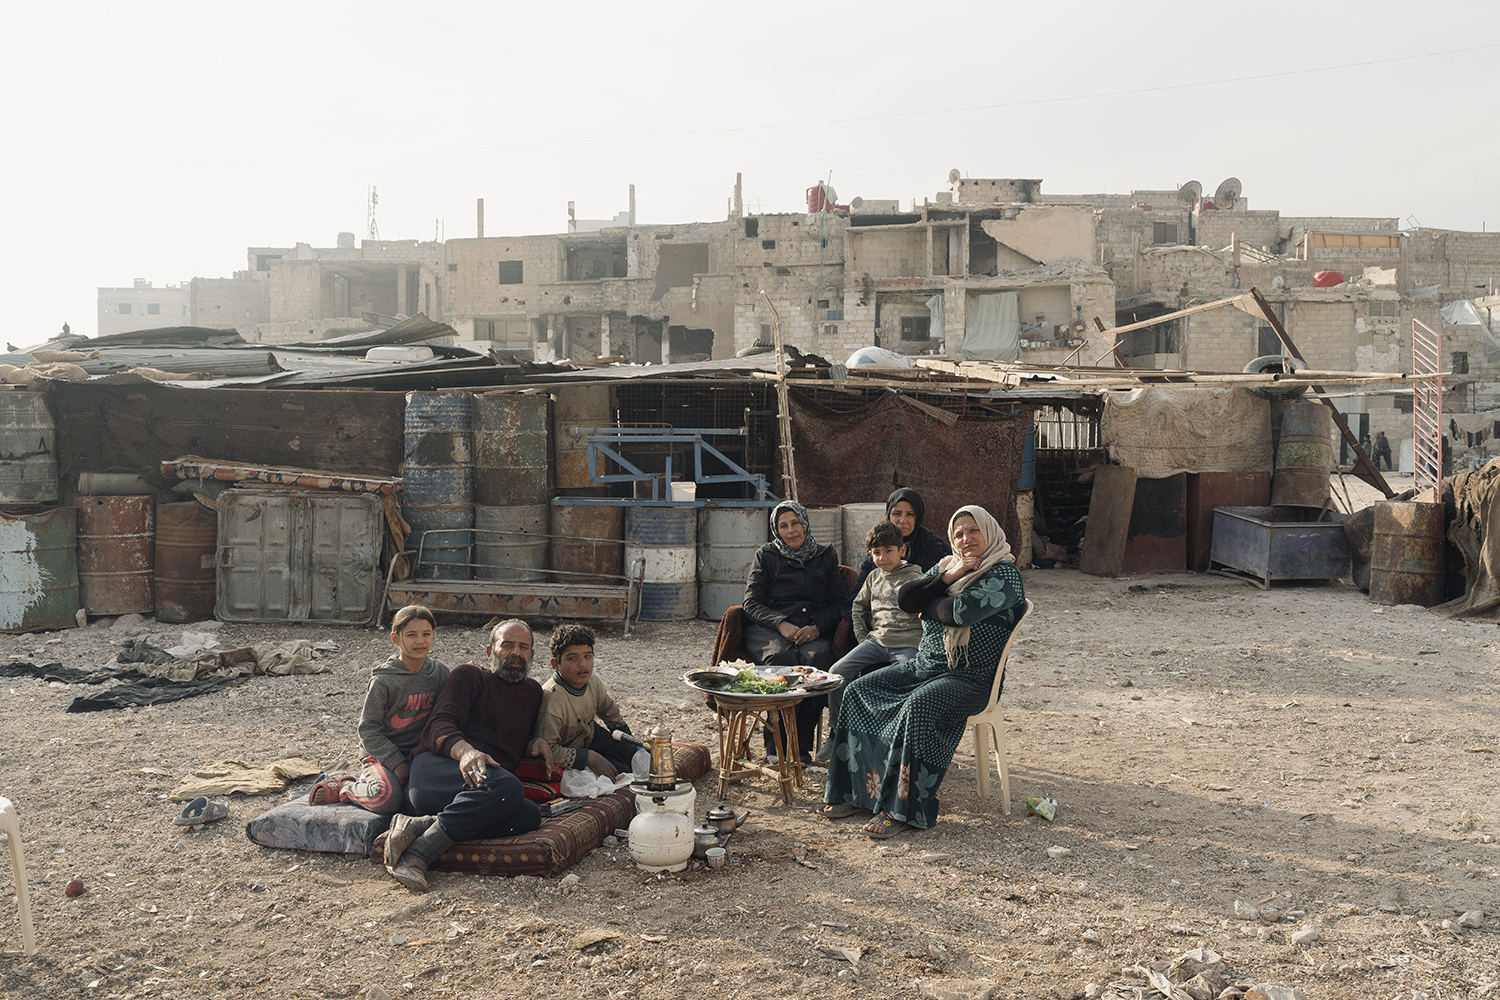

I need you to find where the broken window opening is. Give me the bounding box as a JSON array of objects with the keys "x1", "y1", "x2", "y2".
[
  {"x1": 901, "y1": 316, "x2": 930, "y2": 341},
  {"x1": 1257, "y1": 325, "x2": 1282, "y2": 357},
  {"x1": 498, "y1": 260, "x2": 524, "y2": 284},
  {"x1": 1152, "y1": 222, "x2": 1180, "y2": 245},
  {"x1": 762, "y1": 240, "x2": 776, "y2": 250},
  {"x1": 744, "y1": 219, "x2": 759, "y2": 238}
]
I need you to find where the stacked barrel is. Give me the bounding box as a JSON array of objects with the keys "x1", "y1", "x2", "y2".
[
  {"x1": 403, "y1": 392, "x2": 474, "y2": 580},
  {"x1": 550, "y1": 386, "x2": 624, "y2": 586},
  {"x1": 474, "y1": 393, "x2": 549, "y2": 582}
]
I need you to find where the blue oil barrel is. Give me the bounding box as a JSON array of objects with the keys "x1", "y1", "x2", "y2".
[
  {"x1": 1017, "y1": 428, "x2": 1036, "y2": 490},
  {"x1": 404, "y1": 392, "x2": 473, "y2": 507},
  {"x1": 404, "y1": 504, "x2": 473, "y2": 581},
  {"x1": 625, "y1": 506, "x2": 697, "y2": 620}
]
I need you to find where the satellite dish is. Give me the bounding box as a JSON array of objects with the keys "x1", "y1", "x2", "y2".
[
  {"x1": 1214, "y1": 177, "x2": 1242, "y2": 210},
  {"x1": 948, "y1": 168, "x2": 961, "y2": 183},
  {"x1": 850, "y1": 196, "x2": 864, "y2": 209},
  {"x1": 1178, "y1": 181, "x2": 1202, "y2": 208}
]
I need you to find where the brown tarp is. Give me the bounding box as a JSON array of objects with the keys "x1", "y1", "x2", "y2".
[
  {"x1": 50, "y1": 382, "x2": 407, "y2": 488},
  {"x1": 779, "y1": 390, "x2": 1028, "y2": 547},
  {"x1": 1436, "y1": 461, "x2": 1500, "y2": 618}
]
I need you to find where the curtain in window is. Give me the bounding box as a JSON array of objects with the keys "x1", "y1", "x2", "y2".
[{"x1": 962, "y1": 291, "x2": 1021, "y2": 361}]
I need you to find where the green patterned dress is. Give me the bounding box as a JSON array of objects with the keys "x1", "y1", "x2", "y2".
[{"x1": 823, "y1": 560, "x2": 1025, "y2": 829}]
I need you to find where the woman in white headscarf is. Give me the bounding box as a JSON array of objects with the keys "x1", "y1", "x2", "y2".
[{"x1": 822, "y1": 504, "x2": 1025, "y2": 838}]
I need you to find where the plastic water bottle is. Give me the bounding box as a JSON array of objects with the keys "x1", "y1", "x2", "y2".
[{"x1": 631, "y1": 748, "x2": 651, "y2": 780}]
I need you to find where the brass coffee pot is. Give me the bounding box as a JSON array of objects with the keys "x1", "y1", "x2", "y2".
[{"x1": 644, "y1": 725, "x2": 676, "y2": 792}]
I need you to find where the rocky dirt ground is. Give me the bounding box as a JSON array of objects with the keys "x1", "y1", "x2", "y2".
[{"x1": 1, "y1": 551, "x2": 1498, "y2": 999}]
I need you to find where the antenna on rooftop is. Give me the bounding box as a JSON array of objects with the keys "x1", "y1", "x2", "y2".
[
  {"x1": 948, "y1": 168, "x2": 961, "y2": 184},
  {"x1": 1178, "y1": 180, "x2": 1202, "y2": 208},
  {"x1": 1213, "y1": 177, "x2": 1242, "y2": 211},
  {"x1": 367, "y1": 186, "x2": 380, "y2": 240}
]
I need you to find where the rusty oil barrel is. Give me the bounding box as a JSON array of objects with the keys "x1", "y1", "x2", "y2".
[
  {"x1": 550, "y1": 495, "x2": 624, "y2": 584},
  {"x1": 76, "y1": 496, "x2": 155, "y2": 615},
  {"x1": 474, "y1": 392, "x2": 549, "y2": 506},
  {"x1": 154, "y1": 501, "x2": 218, "y2": 622},
  {"x1": 1369, "y1": 500, "x2": 1445, "y2": 606},
  {"x1": 552, "y1": 385, "x2": 610, "y2": 490},
  {"x1": 0, "y1": 506, "x2": 80, "y2": 632},
  {"x1": 1270, "y1": 399, "x2": 1333, "y2": 507}
]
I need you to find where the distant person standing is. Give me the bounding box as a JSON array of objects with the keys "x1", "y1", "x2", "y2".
[{"x1": 1373, "y1": 431, "x2": 1393, "y2": 471}]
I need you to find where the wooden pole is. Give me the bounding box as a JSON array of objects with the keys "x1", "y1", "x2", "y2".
[
  {"x1": 760, "y1": 290, "x2": 798, "y2": 501},
  {"x1": 1248, "y1": 286, "x2": 1394, "y2": 498}
]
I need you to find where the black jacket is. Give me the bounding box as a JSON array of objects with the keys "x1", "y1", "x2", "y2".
[{"x1": 741, "y1": 543, "x2": 850, "y2": 636}]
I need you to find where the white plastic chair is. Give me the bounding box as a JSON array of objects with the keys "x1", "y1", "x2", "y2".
[
  {"x1": 1, "y1": 796, "x2": 37, "y2": 956},
  {"x1": 965, "y1": 597, "x2": 1033, "y2": 815}
]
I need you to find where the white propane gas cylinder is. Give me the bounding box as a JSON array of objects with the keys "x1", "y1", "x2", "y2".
[{"x1": 627, "y1": 799, "x2": 695, "y2": 873}]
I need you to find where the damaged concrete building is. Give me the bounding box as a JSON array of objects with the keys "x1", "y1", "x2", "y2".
[{"x1": 156, "y1": 169, "x2": 1500, "y2": 468}]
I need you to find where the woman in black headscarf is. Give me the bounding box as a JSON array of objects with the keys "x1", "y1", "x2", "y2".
[
  {"x1": 852, "y1": 488, "x2": 952, "y2": 594},
  {"x1": 741, "y1": 499, "x2": 851, "y2": 760}
]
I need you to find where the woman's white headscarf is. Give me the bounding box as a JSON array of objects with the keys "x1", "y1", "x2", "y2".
[{"x1": 934, "y1": 504, "x2": 1013, "y2": 668}]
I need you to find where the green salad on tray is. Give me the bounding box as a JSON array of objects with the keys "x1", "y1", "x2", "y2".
[{"x1": 728, "y1": 669, "x2": 788, "y2": 695}]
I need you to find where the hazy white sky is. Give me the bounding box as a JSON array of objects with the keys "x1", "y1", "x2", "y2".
[{"x1": 4, "y1": 1, "x2": 1499, "y2": 339}]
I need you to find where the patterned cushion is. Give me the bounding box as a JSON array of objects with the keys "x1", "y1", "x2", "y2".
[
  {"x1": 368, "y1": 742, "x2": 711, "y2": 878},
  {"x1": 246, "y1": 798, "x2": 391, "y2": 855}
]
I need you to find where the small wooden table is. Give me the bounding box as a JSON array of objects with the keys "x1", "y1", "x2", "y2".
[{"x1": 707, "y1": 686, "x2": 837, "y2": 804}]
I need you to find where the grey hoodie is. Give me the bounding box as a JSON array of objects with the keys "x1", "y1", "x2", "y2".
[{"x1": 357, "y1": 654, "x2": 451, "y2": 771}]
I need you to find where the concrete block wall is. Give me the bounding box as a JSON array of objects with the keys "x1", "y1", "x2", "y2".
[
  {"x1": 268, "y1": 260, "x2": 322, "y2": 322},
  {"x1": 190, "y1": 275, "x2": 269, "y2": 331},
  {"x1": 445, "y1": 235, "x2": 562, "y2": 323},
  {"x1": 1407, "y1": 229, "x2": 1500, "y2": 296},
  {"x1": 848, "y1": 229, "x2": 929, "y2": 278},
  {"x1": 1182, "y1": 307, "x2": 1260, "y2": 372},
  {"x1": 1282, "y1": 300, "x2": 1357, "y2": 370},
  {"x1": 734, "y1": 213, "x2": 845, "y2": 270},
  {"x1": 1195, "y1": 210, "x2": 1283, "y2": 252}
]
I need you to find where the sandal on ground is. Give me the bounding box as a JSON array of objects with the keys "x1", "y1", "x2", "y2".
[
  {"x1": 307, "y1": 775, "x2": 352, "y2": 806},
  {"x1": 172, "y1": 796, "x2": 229, "y2": 826},
  {"x1": 387, "y1": 859, "x2": 429, "y2": 893},
  {"x1": 862, "y1": 812, "x2": 912, "y2": 840},
  {"x1": 821, "y1": 802, "x2": 861, "y2": 820}
]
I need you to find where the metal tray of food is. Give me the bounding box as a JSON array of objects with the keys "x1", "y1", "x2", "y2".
[{"x1": 683, "y1": 664, "x2": 841, "y2": 700}]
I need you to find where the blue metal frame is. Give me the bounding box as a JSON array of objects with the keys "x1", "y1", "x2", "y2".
[{"x1": 553, "y1": 427, "x2": 780, "y2": 507}]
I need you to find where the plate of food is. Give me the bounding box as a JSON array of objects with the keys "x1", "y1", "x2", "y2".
[{"x1": 683, "y1": 663, "x2": 842, "y2": 699}]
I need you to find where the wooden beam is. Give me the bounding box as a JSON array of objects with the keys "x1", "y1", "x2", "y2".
[{"x1": 1108, "y1": 294, "x2": 1251, "y2": 337}]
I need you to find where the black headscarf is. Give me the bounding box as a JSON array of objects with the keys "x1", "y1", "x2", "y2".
[{"x1": 885, "y1": 487, "x2": 925, "y2": 540}]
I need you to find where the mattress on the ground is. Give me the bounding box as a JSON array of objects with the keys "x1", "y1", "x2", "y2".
[
  {"x1": 246, "y1": 797, "x2": 391, "y2": 855},
  {"x1": 369, "y1": 742, "x2": 711, "y2": 878}
]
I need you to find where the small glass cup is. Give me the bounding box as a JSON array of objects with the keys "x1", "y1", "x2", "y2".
[{"x1": 704, "y1": 847, "x2": 726, "y2": 870}]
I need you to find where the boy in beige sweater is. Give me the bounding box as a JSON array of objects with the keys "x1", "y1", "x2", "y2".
[{"x1": 537, "y1": 624, "x2": 637, "y2": 778}]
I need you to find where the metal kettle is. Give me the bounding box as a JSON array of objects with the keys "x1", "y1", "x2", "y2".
[{"x1": 703, "y1": 805, "x2": 750, "y2": 837}]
